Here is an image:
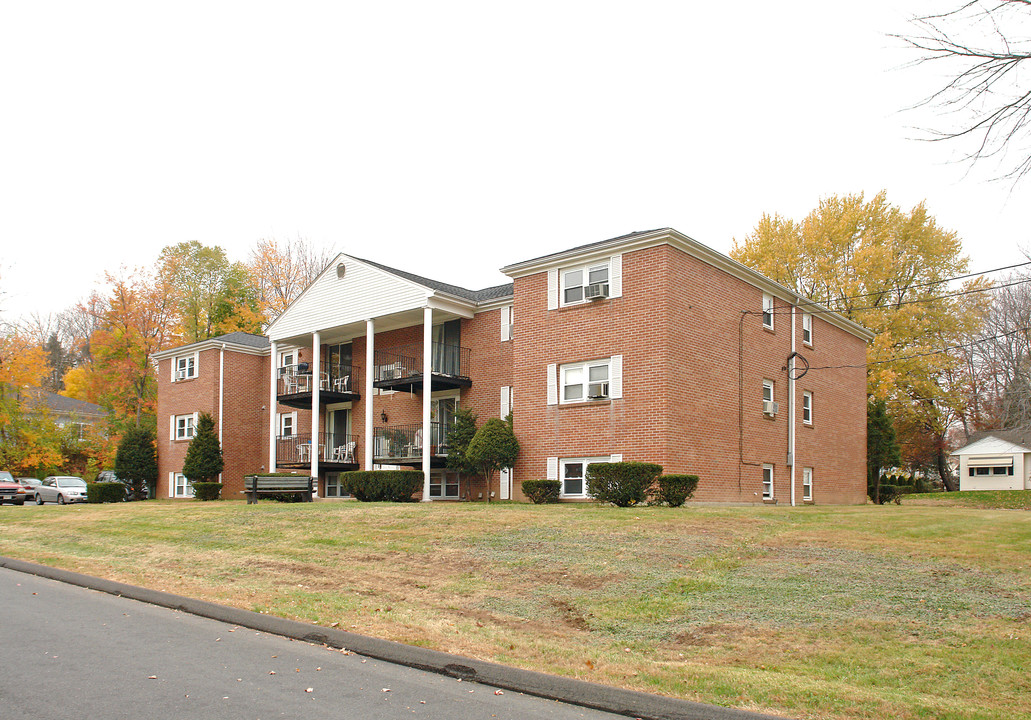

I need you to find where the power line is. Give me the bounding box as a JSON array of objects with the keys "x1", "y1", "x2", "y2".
[{"x1": 806, "y1": 326, "x2": 1031, "y2": 372}]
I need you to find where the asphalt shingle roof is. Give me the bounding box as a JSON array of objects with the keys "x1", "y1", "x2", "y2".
[{"x1": 356, "y1": 257, "x2": 513, "y2": 303}]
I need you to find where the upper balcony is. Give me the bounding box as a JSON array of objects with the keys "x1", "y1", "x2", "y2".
[
  {"x1": 278, "y1": 363, "x2": 361, "y2": 409},
  {"x1": 373, "y1": 343, "x2": 471, "y2": 393},
  {"x1": 276, "y1": 432, "x2": 360, "y2": 470}
]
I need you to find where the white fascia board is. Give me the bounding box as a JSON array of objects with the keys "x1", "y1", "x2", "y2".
[
  {"x1": 474, "y1": 294, "x2": 515, "y2": 313},
  {"x1": 500, "y1": 228, "x2": 874, "y2": 343},
  {"x1": 427, "y1": 294, "x2": 476, "y2": 319},
  {"x1": 952, "y1": 435, "x2": 1031, "y2": 456},
  {"x1": 152, "y1": 338, "x2": 270, "y2": 361}
]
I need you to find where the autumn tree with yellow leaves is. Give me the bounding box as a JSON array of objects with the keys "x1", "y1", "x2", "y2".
[{"x1": 731, "y1": 191, "x2": 990, "y2": 488}]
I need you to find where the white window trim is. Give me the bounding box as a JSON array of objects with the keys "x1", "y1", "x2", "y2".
[
  {"x1": 762, "y1": 463, "x2": 774, "y2": 500},
  {"x1": 802, "y1": 312, "x2": 813, "y2": 346},
  {"x1": 172, "y1": 352, "x2": 198, "y2": 382},
  {"x1": 763, "y1": 379, "x2": 774, "y2": 403},
  {"x1": 802, "y1": 467, "x2": 813, "y2": 501},
  {"x1": 278, "y1": 411, "x2": 298, "y2": 437},
  {"x1": 429, "y1": 470, "x2": 461, "y2": 499},
  {"x1": 172, "y1": 412, "x2": 198, "y2": 441},
  {"x1": 762, "y1": 293, "x2": 774, "y2": 330},
  {"x1": 557, "y1": 356, "x2": 623, "y2": 404},
  {"x1": 172, "y1": 472, "x2": 194, "y2": 499},
  {"x1": 556, "y1": 456, "x2": 616, "y2": 499},
  {"x1": 802, "y1": 391, "x2": 813, "y2": 425}
]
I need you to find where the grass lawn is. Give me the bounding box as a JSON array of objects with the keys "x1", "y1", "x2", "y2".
[{"x1": 1, "y1": 495, "x2": 1029, "y2": 720}]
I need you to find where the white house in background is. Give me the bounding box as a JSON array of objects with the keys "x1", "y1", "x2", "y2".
[{"x1": 951, "y1": 431, "x2": 1031, "y2": 491}]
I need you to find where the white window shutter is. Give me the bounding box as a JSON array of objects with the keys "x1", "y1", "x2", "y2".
[
  {"x1": 609, "y1": 254, "x2": 622, "y2": 298},
  {"x1": 500, "y1": 386, "x2": 511, "y2": 418},
  {"x1": 168, "y1": 472, "x2": 175, "y2": 498},
  {"x1": 610, "y1": 454, "x2": 623, "y2": 463},
  {"x1": 501, "y1": 305, "x2": 511, "y2": 341},
  {"x1": 609, "y1": 355, "x2": 623, "y2": 399},
  {"x1": 546, "y1": 364, "x2": 557, "y2": 405},
  {"x1": 547, "y1": 269, "x2": 558, "y2": 310},
  {"x1": 500, "y1": 468, "x2": 511, "y2": 500},
  {"x1": 169, "y1": 415, "x2": 175, "y2": 441},
  {"x1": 546, "y1": 456, "x2": 558, "y2": 480}
]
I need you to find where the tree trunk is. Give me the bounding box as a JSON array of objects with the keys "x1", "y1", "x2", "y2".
[{"x1": 937, "y1": 446, "x2": 958, "y2": 492}]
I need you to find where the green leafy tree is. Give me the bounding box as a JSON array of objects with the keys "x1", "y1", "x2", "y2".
[
  {"x1": 466, "y1": 416, "x2": 519, "y2": 503},
  {"x1": 867, "y1": 399, "x2": 902, "y2": 504},
  {"x1": 114, "y1": 425, "x2": 157, "y2": 500},
  {"x1": 181, "y1": 413, "x2": 224, "y2": 485}
]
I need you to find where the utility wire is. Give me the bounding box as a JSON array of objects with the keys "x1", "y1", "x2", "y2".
[{"x1": 805, "y1": 326, "x2": 1031, "y2": 371}]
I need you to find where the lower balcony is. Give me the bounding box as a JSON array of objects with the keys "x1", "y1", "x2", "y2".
[
  {"x1": 372, "y1": 423, "x2": 450, "y2": 467},
  {"x1": 277, "y1": 432, "x2": 360, "y2": 470},
  {"x1": 372, "y1": 344, "x2": 471, "y2": 393}
]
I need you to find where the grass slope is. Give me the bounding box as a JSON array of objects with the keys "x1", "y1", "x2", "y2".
[{"x1": 1, "y1": 501, "x2": 1029, "y2": 720}]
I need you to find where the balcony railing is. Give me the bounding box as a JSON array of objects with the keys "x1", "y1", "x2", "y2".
[
  {"x1": 276, "y1": 432, "x2": 360, "y2": 466},
  {"x1": 373, "y1": 344, "x2": 470, "y2": 381},
  {"x1": 277, "y1": 363, "x2": 360, "y2": 397},
  {"x1": 373, "y1": 423, "x2": 449, "y2": 462}
]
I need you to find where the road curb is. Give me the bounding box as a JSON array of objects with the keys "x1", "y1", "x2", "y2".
[{"x1": 1, "y1": 555, "x2": 786, "y2": 720}]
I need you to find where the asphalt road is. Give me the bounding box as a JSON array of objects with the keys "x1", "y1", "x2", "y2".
[{"x1": 0, "y1": 567, "x2": 625, "y2": 720}]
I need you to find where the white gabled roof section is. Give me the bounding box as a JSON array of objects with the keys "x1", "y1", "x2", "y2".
[
  {"x1": 952, "y1": 435, "x2": 1031, "y2": 456},
  {"x1": 266, "y1": 253, "x2": 475, "y2": 342}
]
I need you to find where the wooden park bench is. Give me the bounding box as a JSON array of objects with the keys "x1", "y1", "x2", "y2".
[{"x1": 243, "y1": 475, "x2": 314, "y2": 504}]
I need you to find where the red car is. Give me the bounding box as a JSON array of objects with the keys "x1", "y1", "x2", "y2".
[{"x1": 0, "y1": 470, "x2": 28, "y2": 505}]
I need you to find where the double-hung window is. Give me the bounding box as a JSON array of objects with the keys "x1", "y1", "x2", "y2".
[
  {"x1": 174, "y1": 413, "x2": 196, "y2": 440},
  {"x1": 762, "y1": 294, "x2": 774, "y2": 330},
  {"x1": 802, "y1": 312, "x2": 812, "y2": 346},
  {"x1": 173, "y1": 472, "x2": 194, "y2": 498},
  {"x1": 278, "y1": 412, "x2": 297, "y2": 438},
  {"x1": 562, "y1": 263, "x2": 609, "y2": 305},
  {"x1": 562, "y1": 359, "x2": 610, "y2": 402},
  {"x1": 802, "y1": 391, "x2": 813, "y2": 425},
  {"x1": 559, "y1": 457, "x2": 610, "y2": 498},
  {"x1": 762, "y1": 464, "x2": 774, "y2": 500},
  {"x1": 802, "y1": 467, "x2": 813, "y2": 501},
  {"x1": 173, "y1": 354, "x2": 197, "y2": 381}
]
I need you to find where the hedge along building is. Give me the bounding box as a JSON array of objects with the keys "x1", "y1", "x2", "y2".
[{"x1": 154, "y1": 228, "x2": 874, "y2": 504}]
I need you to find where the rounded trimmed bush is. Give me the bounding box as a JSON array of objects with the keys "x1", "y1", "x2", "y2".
[
  {"x1": 192, "y1": 482, "x2": 223, "y2": 501},
  {"x1": 522, "y1": 479, "x2": 560, "y2": 504},
  {"x1": 341, "y1": 470, "x2": 423, "y2": 502},
  {"x1": 655, "y1": 474, "x2": 699, "y2": 507},
  {"x1": 87, "y1": 482, "x2": 126, "y2": 503},
  {"x1": 586, "y1": 462, "x2": 663, "y2": 507}
]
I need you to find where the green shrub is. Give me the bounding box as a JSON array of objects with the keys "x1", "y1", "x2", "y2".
[
  {"x1": 192, "y1": 482, "x2": 223, "y2": 501},
  {"x1": 341, "y1": 470, "x2": 423, "y2": 502},
  {"x1": 87, "y1": 482, "x2": 125, "y2": 504},
  {"x1": 655, "y1": 474, "x2": 699, "y2": 507},
  {"x1": 878, "y1": 485, "x2": 903, "y2": 505},
  {"x1": 586, "y1": 462, "x2": 663, "y2": 507},
  {"x1": 522, "y1": 479, "x2": 560, "y2": 504}
]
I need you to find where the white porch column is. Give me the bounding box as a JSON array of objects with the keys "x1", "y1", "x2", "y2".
[
  {"x1": 422, "y1": 306, "x2": 433, "y2": 501},
  {"x1": 269, "y1": 340, "x2": 278, "y2": 473},
  {"x1": 365, "y1": 319, "x2": 375, "y2": 470},
  {"x1": 311, "y1": 332, "x2": 321, "y2": 493}
]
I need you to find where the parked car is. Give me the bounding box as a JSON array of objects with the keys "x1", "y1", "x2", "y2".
[
  {"x1": 0, "y1": 470, "x2": 28, "y2": 505},
  {"x1": 35, "y1": 476, "x2": 88, "y2": 504},
  {"x1": 17, "y1": 477, "x2": 42, "y2": 496},
  {"x1": 96, "y1": 470, "x2": 134, "y2": 500}
]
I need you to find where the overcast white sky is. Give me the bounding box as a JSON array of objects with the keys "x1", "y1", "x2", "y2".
[{"x1": 1, "y1": 1, "x2": 1027, "y2": 323}]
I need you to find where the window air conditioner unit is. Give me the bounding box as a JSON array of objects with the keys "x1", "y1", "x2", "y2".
[
  {"x1": 584, "y1": 282, "x2": 609, "y2": 300},
  {"x1": 175, "y1": 370, "x2": 188, "y2": 380},
  {"x1": 763, "y1": 400, "x2": 779, "y2": 416},
  {"x1": 587, "y1": 382, "x2": 609, "y2": 399}
]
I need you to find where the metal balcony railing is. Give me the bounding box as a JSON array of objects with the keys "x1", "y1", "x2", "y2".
[
  {"x1": 276, "y1": 432, "x2": 360, "y2": 465},
  {"x1": 372, "y1": 344, "x2": 470, "y2": 383},
  {"x1": 373, "y1": 423, "x2": 449, "y2": 461},
  {"x1": 277, "y1": 363, "x2": 360, "y2": 396}
]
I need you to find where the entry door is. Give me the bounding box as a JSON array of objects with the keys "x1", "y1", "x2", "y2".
[{"x1": 330, "y1": 409, "x2": 350, "y2": 449}]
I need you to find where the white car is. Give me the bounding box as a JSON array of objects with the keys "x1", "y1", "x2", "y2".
[{"x1": 35, "y1": 476, "x2": 88, "y2": 504}]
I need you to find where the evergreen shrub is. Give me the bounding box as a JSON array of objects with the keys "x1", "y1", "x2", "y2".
[
  {"x1": 341, "y1": 470, "x2": 423, "y2": 502},
  {"x1": 87, "y1": 482, "x2": 126, "y2": 503},
  {"x1": 586, "y1": 462, "x2": 663, "y2": 507},
  {"x1": 522, "y1": 479, "x2": 560, "y2": 504},
  {"x1": 655, "y1": 474, "x2": 699, "y2": 507},
  {"x1": 192, "y1": 482, "x2": 223, "y2": 501}
]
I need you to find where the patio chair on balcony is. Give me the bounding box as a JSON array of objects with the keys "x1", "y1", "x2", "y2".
[
  {"x1": 332, "y1": 441, "x2": 356, "y2": 464},
  {"x1": 407, "y1": 429, "x2": 423, "y2": 459},
  {"x1": 297, "y1": 443, "x2": 311, "y2": 463},
  {"x1": 333, "y1": 375, "x2": 350, "y2": 392},
  {"x1": 283, "y1": 374, "x2": 300, "y2": 394}
]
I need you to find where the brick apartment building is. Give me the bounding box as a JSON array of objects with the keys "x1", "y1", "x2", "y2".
[{"x1": 154, "y1": 228, "x2": 873, "y2": 504}]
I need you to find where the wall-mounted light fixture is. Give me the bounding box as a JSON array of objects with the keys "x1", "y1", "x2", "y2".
[{"x1": 381, "y1": 410, "x2": 388, "y2": 424}]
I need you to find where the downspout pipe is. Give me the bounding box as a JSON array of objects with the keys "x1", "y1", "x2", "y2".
[
  {"x1": 219, "y1": 343, "x2": 226, "y2": 484},
  {"x1": 789, "y1": 306, "x2": 796, "y2": 507}
]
